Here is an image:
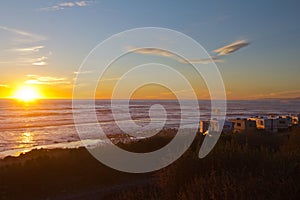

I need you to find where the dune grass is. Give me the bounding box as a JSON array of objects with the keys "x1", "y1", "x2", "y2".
[{"x1": 0, "y1": 127, "x2": 300, "y2": 199}]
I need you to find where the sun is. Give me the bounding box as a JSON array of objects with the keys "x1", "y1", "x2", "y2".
[{"x1": 13, "y1": 85, "x2": 42, "y2": 102}]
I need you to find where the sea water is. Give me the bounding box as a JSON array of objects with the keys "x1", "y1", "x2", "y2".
[{"x1": 0, "y1": 99, "x2": 299, "y2": 157}]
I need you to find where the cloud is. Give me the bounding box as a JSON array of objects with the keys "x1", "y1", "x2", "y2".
[
  {"x1": 25, "y1": 75, "x2": 70, "y2": 85},
  {"x1": 13, "y1": 56, "x2": 48, "y2": 66},
  {"x1": 0, "y1": 26, "x2": 50, "y2": 67},
  {"x1": 75, "y1": 1, "x2": 89, "y2": 6},
  {"x1": 129, "y1": 47, "x2": 219, "y2": 64},
  {"x1": 131, "y1": 48, "x2": 174, "y2": 58},
  {"x1": 2, "y1": 56, "x2": 48, "y2": 67},
  {"x1": 0, "y1": 26, "x2": 46, "y2": 43},
  {"x1": 129, "y1": 47, "x2": 181, "y2": 63},
  {"x1": 40, "y1": 1, "x2": 91, "y2": 11},
  {"x1": 32, "y1": 61, "x2": 47, "y2": 66},
  {"x1": 181, "y1": 57, "x2": 224, "y2": 64},
  {"x1": 31, "y1": 56, "x2": 48, "y2": 66},
  {"x1": 13, "y1": 46, "x2": 44, "y2": 53},
  {"x1": 128, "y1": 39, "x2": 250, "y2": 65},
  {"x1": 74, "y1": 70, "x2": 93, "y2": 75},
  {"x1": 213, "y1": 40, "x2": 249, "y2": 56},
  {"x1": 100, "y1": 77, "x2": 121, "y2": 82}
]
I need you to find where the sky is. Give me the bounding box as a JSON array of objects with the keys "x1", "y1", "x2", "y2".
[{"x1": 0, "y1": 0, "x2": 300, "y2": 100}]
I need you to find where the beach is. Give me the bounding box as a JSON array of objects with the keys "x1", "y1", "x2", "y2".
[{"x1": 1, "y1": 127, "x2": 300, "y2": 199}]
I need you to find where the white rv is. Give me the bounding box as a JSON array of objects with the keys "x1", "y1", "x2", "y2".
[
  {"x1": 199, "y1": 119, "x2": 232, "y2": 134},
  {"x1": 277, "y1": 116, "x2": 292, "y2": 131},
  {"x1": 256, "y1": 117, "x2": 278, "y2": 133},
  {"x1": 292, "y1": 116, "x2": 299, "y2": 125},
  {"x1": 229, "y1": 118, "x2": 256, "y2": 133},
  {"x1": 292, "y1": 115, "x2": 299, "y2": 126},
  {"x1": 199, "y1": 120, "x2": 219, "y2": 134}
]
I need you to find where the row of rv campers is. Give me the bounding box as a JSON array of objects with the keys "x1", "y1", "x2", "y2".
[{"x1": 199, "y1": 114, "x2": 300, "y2": 134}]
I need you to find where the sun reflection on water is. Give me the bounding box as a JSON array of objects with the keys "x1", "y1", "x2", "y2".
[{"x1": 18, "y1": 132, "x2": 34, "y2": 149}]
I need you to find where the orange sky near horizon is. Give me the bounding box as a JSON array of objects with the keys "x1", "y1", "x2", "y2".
[{"x1": 1, "y1": 79, "x2": 298, "y2": 101}]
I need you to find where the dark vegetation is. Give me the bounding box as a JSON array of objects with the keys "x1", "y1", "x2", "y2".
[{"x1": 0, "y1": 127, "x2": 300, "y2": 200}]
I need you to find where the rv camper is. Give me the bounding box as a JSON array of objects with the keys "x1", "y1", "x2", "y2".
[
  {"x1": 277, "y1": 116, "x2": 291, "y2": 131},
  {"x1": 199, "y1": 120, "x2": 210, "y2": 134},
  {"x1": 256, "y1": 117, "x2": 278, "y2": 133},
  {"x1": 292, "y1": 115, "x2": 299, "y2": 126},
  {"x1": 199, "y1": 120, "x2": 233, "y2": 134},
  {"x1": 199, "y1": 120, "x2": 219, "y2": 134},
  {"x1": 229, "y1": 118, "x2": 256, "y2": 133},
  {"x1": 291, "y1": 114, "x2": 300, "y2": 126}
]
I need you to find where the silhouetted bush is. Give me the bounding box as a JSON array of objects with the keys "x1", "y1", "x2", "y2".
[
  {"x1": 109, "y1": 127, "x2": 300, "y2": 200},
  {"x1": 1, "y1": 127, "x2": 300, "y2": 199}
]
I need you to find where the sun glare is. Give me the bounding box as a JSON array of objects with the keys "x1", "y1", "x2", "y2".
[{"x1": 13, "y1": 85, "x2": 42, "y2": 102}]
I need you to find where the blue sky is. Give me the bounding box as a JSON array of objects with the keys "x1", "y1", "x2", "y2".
[{"x1": 0, "y1": 0, "x2": 300, "y2": 99}]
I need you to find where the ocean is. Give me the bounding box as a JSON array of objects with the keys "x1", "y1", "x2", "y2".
[{"x1": 0, "y1": 99, "x2": 299, "y2": 157}]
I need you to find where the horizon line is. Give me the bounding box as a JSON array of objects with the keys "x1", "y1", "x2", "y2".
[{"x1": 0, "y1": 97, "x2": 297, "y2": 101}]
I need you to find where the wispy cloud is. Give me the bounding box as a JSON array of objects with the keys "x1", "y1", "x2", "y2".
[
  {"x1": 25, "y1": 75, "x2": 70, "y2": 85},
  {"x1": 128, "y1": 39, "x2": 250, "y2": 65},
  {"x1": 5, "y1": 56, "x2": 49, "y2": 66},
  {"x1": 10, "y1": 46, "x2": 46, "y2": 64},
  {"x1": 213, "y1": 40, "x2": 249, "y2": 56},
  {"x1": 40, "y1": 1, "x2": 92, "y2": 11},
  {"x1": 31, "y1": 56, "x2": 48, "y2": 66},
  {"x1": 74, "y1": 70, "x2": 93, "y2": 75},
  {"x1": 129, "y1": 47, "x2": 220, "y2": 64},
  {"x1": 100, "y1": 77, "x2": 121, "y2": 82},
  {"x1": 32, "y1": 61, "x2": 47, "y2": 66},
  {"x1": 130, "y1": 48, "x2": 174, "y2": 58},
  {"x1": 13, "y1": 45, "x2": 44, "y2": 53},
  {"x1": 181, "y1": 57, "x2": 224, "y2": 64},
  {"x1": 0, "y1": 25, "x2": 46, "y2": 43},
  {"x1": 0, "y1": 25, "x2": 50, "y2": 67}
]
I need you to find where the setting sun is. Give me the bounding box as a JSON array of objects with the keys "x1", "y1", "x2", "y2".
[{"x1": 13, "y1": 85, "x2": 42, "y2": 102}]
